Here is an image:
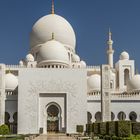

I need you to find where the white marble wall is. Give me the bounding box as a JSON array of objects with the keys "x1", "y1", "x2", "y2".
[{"x1": 18, "y1": 68, "x2": 87, "y2": 134}]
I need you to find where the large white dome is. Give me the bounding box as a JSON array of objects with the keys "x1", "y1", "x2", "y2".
[
  {"x1": 38, "y1": 39, "x2": 69, "y2": 64},
  {"x1": 5, "y1": 73, "x2": 18, "y2": 91},
  {"x1": 127, "y1": 74, "x2": 140, "y2": 91},
  {"x1": 87, "y1": 74, "x2": 101, "y2": 91},
  {"x1": 30, "y1": 14, "x2": 76, "y2": 51}
]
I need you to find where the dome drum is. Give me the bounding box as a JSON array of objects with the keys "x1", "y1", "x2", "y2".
[{"x1": 38, "y1": 60, "x2": 69, "y2": 68}]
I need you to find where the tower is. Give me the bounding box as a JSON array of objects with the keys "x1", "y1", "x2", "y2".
[{"x1": 107, "y1": 29, "x2": 114, "y2": 68}]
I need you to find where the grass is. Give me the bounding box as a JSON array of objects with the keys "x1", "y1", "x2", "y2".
[{"x1": 0, "y1": 134, "x2": 28, "y2": 140}]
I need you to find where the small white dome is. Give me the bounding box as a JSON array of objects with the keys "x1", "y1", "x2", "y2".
[
  {"x1": 38, "y1": 40, "x2": 69, "y2": 64},
  {"x1": 120, "y1": 51, "x2": 129, "y2": 60},
  {"x1": 19, "y1": 60, "x2": 24, "y2": 66},
  {"x1": 127, "y1": 74, "x2": 140, "y2": 91},
  {"x1": 5, "y1": 73, "x2": 18, "y2": 90},
  {"x1": 72, "y1": 54, "x2": 80, "y2": 62},
  {"x1": 80, "y1": 61, "x2": 86, "y2": 68},
  {"x1": 87, "y1": 74, "x2": 101, "y2": 91},
  {"x1": 30, "y1": 14, "x2": 76, "y2": 51},
  {"x1": 26, "y1": 54, "x2": 34, "y2": 62}
]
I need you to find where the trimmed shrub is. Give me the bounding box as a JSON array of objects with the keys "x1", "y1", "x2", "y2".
[
  {"x1": 132, "y1": 122, "x2": 140, "y2": 135},
  {"x1": 76, "y1": 125, "x2": 84, "y2": 133},
  {"x1": 98, "y1": 134, "x2": 103, "y2": 139},
  {"x1": 112, "y1": 135, "x2": 117, "y2": 140},
  {"x1": 117, "y1": 121, "x2": 131, "y2": 137},
  {"x1": 0, "y1": 124, "x2": 10, "y2": 135},
  {"x1": 108, "y1": 121, "x2": 116, "y2": 136},
  {"x1": 86, "y1": 124, "x2": 92, "y2": 133},
  {"x1": 104, "y1": 135, "x2": 111, "y2": 140},
  {"x1": 93, "y1": 122, "x2": 100, "y2": 135},
  {"x1": 100, "y1": 122, "x2": 107, "y2": 136}
]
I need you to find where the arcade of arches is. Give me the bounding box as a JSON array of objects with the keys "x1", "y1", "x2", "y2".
[{"x1": 87, "y1": 111, "x2": 137, "y2": 123}]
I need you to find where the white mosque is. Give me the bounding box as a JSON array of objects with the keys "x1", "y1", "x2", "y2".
[{"x1": 0, "y1": 1, "x2": 140, "y2": 135}]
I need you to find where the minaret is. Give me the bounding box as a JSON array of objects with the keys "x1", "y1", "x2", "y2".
[{"x1": 107, "y1": 29, "x2": 114, "y2": 68}]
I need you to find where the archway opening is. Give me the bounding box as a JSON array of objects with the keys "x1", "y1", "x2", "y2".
[
  {"x1": 129, "y1": 111, "x2": 137, "y2": 122},
  {"x1": 118, "y1": 111, "x2": 126, "y2": 121},
  {"x1": 111, "y1": 112, "x2": 115, "y2": 121},
  {"x1": 95, "y1": 112, "x2": 101, "y2": 122},
  {"x1": 47, "y1": 104, "x2": 60, "y2": 132},
  {"x1": 124, "y1": 69, "x2": 129, "y2": 85},
  {"x1": 87, "y1": 112, "x2": 92, "y2": 124}
]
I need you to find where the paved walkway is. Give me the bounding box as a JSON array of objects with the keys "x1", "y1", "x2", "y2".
[{"x1": 34, "y1": 133, "x2": 76, "y2": 140}]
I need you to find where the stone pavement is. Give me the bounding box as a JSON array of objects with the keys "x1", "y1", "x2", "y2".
[{"x1": 34, "y1": 133, "x2": 76, "y2": 140}]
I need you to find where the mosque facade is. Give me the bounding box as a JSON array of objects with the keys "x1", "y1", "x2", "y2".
[{"x1": 0, "y1": 2, "x2": 140, "y2": 135}]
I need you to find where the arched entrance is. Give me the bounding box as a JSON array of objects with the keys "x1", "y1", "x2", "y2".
[{"x1": 46, "y1": 103, "x2": 61, "y2": 132}]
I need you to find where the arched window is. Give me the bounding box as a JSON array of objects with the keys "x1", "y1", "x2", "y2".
[
  {"x1": 111, "y1": 112, "x2": 115, "y2": 121},
  {"x1": 13, "y1": 112, "x2": 17, "y2": 123},
  {"x1": 118, "y1": 111, "x2": 126, "y2": 120},
  {"x1": 95, "y1": 112, "x2": 101, "y2": 122},
  {"x1": 13, "y1": 112, "x2": 18, "y2": 134},
  {"x1": 87, "y1": 112, "x2": 92, "y2": 124},
  {"x1": 124, "y1": 69, "x2": 129, "y2": 85},
  {"x1": 110, "y1": 81, "x2": 113, "y2": 89},
  {"x1": 129, "y1": 111, "x2": 137, "y2": 122},
  {"x1": 5, "y1": 112, "x2": 10, "y2": 124}
]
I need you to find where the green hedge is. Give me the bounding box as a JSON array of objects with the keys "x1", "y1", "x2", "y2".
[
  {"x1": 132, "y1": 122, "x2": 140, "y2": 135},
  {"x1": 93, "y1": 123, "x2": 100, "y2": 135},
  {"x1": 86, "y1": 124, "x2": 92, "y2": 133},
  {"x1": 104, "y1": 135, "x2": 111, "y2": 140},
  {"x1": 0, "y1": 124, "x2": 9, "y2": 135},
  {"x1": 117, "y1": 121, "x2": 131, "y2": 137},
  {"x1": 108, "y1": 121, "x2": 116, "y2": 136},
  {"x1": 76, "y1": 125, "x2": 84, "y2": 133},
  {"x1": 86, "y1": 121, "x2": 140, "y2": 138},
  {"x1": 100, "y1": 122, "x2": 107, "y2": 136}
]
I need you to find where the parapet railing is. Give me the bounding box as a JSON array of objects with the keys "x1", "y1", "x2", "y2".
[
  {"x1": 6, "y1": 65, "x2": 26, "y2": 68},
  {"x1": 88, "y1": 90, "x2": 140, "y2": 98},
  {"x1": 86, "y1": 65, "x2": 100, "y2": 70}
]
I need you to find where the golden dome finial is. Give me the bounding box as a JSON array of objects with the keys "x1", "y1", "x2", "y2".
[{"x1": 51, "y1": 0, "x2": 55, "y2": 14}]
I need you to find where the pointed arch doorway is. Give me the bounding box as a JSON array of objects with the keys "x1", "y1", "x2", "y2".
[{"x1": 46, "y1": 102, "x2": 62, "y2": 133}]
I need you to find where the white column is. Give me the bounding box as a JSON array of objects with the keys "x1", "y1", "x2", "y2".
[
  {"x1": 0, "y1": 64, "x2": 6, "y2": 125},
  {"x1": 101, "y1": 65, "x2": 111, "y2": 122}
]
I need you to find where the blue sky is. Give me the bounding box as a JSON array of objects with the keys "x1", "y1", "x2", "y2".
[{"x1": 0, "y1": 0, "x2": 140, "y2": 69}]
